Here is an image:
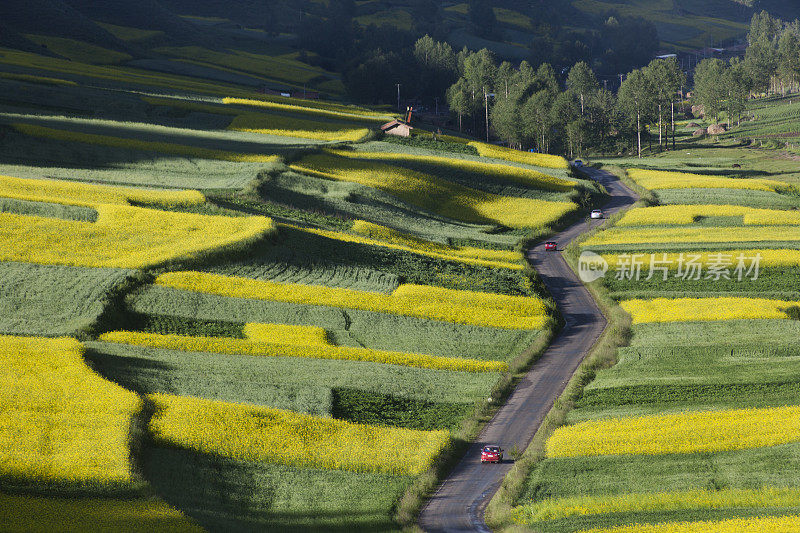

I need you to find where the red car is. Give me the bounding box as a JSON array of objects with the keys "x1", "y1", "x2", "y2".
[
  {"x1": 480, "y1": 445, "x2": 503, "y2": 463},
  {"x1": 544, "y1": 241, "x2": 557, "y2": 251}
]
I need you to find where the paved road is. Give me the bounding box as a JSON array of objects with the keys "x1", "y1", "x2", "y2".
[{"x1": 418, "y1": 167, "x2": 638, "y2": 532}]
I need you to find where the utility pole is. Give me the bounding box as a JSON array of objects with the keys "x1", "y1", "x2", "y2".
[
  {"x1": 396, "y1": 83, "x2": 401, "y2": 112},
  {"x1": 619, "y1": 73, "x2": 624, "y2": 88},
  {"x1": 434, "y1": 96, "x2": 439, "y2": 116},
  {"x1": 672, "y1": 99, "x2": 676, "y2": 150}
]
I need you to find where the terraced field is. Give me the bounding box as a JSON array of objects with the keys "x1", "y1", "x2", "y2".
[
  {"x1": 504, "y1": 162, "x2": 800, "y2": 531},
  {"x1": 0, "y1": 55, "x2": 598, "y2": 531}
]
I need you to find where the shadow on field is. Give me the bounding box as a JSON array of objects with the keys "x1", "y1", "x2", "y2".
[{"x1": 141, "y1": 446, "x2": 403, "y2": 533}]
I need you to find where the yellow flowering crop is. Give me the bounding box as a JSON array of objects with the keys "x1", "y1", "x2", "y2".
[
  {"x1": 616, "y1": 205, "x2": 751, "y2": 226},
  {"x1": 512, "y1": 487, "x2": 800, "y2": 523},
  {"x1": 228, "y1": 113, "x2": 370, "y2": 142},
  {"x1": 0, "y1": 335, "x2": 141, "y2": 485},
  {"x1": 626, "y1": 168, "x2": 789, "y2": 192},
  {"x1": 148, "y1": 393, "x2": 450, "y2": 475},
  {"x1": 292, "y1": 222, "x2": 522, "y2": 270},
  {"x1": 242, "y1": 322, "x2": 330, "y2": 345},
  {"x1": 329, "y1": 148, "x2": 575, "y2": 191},
  {"x1": 468, "y1": 142, "x2": 570, "y2": 169},
  {"x1": 349, "y1": 220, "x2": 523, "y2": 269},
  {"x1": 620, "y1": 297, "x2": 800, "y2": 324},
  {"x1": 0, "y1": 205, "x2": 275, "y2": 268},
  {"x1": 155, "y1": 271, "x2": 548, "y2": 330},
  {"x1": 290, "y1": 153, "x2": 576, "y2": 229},
  {"x1": 582, "y1": 226, "x2": 800, "y2": 246},
  {"x1": 221, "y1": 97, "x2": 391, "y2": 122},
  {"x1": 616, "y1": 205, "x2": 800, "y2": 227},
  {"x1": 546, "y1": 404, "x2": 800, "y2": 457},
  {"x1": 0, "y1": 493, "x2": 202, "y2": 533},
  {"x1": 13, "y1": 123, "x2": 279, "y2": 163},
  {"x1": 579, "y1": 515, "x2": 800, "y2": 533},
  {"x1": 99, "y1": 331, "x2": 507, "y2": 373},
  {"x1": 602, "y1": 249, "x2": 800, "y2": 269},
  {"x1": 744, "y1": 210, "x2": 800, "y2": 225},
  {"x1": 0, "y1": 174, "x2": 204, "y2": 208}
]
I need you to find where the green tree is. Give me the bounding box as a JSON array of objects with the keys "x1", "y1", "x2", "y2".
[
  {"x1": 778, "y1": 31, "x2": 800, "y2": 94},
  {"x1": 618, "y1": 69, "x2": 655, "y2": 158},
  {"x1": 495, "y1": 61, "x2": 515, "y2": 99},
  {"x1": 566, "y1": 61, "x2": 599, "y2": 115},
  {"x1": 693, "y1": 58, "x2": 726, "y2": 123},
  {"x1": 644, "y1": 57, "x2": 685, "y2": 149},
  {"x1": 724, "y1": 58, "x2": 750, "y2": 127},
  {"x1": 446, "y1": 77, "x2": 471, "y2": 132}
]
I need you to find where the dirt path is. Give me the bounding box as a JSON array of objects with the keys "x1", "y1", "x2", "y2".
[{"x1": 418, "y1": 167, "x2": 638, "y2": 532}]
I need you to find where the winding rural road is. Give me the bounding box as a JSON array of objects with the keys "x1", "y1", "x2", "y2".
[{"x1": 418, "y1": 167, "x2": 638, "y2": 532}]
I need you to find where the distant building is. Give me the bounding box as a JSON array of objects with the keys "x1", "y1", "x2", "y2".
[{"x1": 380, "y1": 119, "x2": 413, "y2": 137}]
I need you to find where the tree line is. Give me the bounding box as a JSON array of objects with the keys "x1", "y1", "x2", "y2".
[{"x1": 443, "y1": 10, "x2": 800, "y2": 158}]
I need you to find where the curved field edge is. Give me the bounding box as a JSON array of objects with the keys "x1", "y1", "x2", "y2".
[{"x1": 485, "y1": 184, "x2": 642, "y2": 530}]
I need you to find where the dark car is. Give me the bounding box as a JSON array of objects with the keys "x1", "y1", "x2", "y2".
[{"x1": 480, "y1": 445, "x2": 503, "y2": 463}]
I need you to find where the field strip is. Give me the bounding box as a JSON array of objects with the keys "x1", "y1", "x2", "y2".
[
  {"x1": 148, "y1": 393, "x2": 450, "y2": 475},
  {"x1": 621, "y1": 297, "x2": 800, "y2": 323},
  {"x1": 578, "y1": 514, "x2": 800, "y2": 533},
  {"x1": 547, "y1": 403, "x2": 800, "y2": 457},
  {"x1": 99, "y1": 331, "x2": 508, "y2": 372},
  {"x1": 155, "y1": 271, "x2": 548, "y2": 329}
]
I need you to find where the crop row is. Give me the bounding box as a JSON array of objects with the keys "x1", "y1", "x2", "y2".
[
  {"x1": 242, "y1": 322, "x2": 330, "y2": 345},
  {"x1": 467, "y1": 141, "x2": 569, "y2": 169},
  {"x1": 290, "y1": 152, "x2": 576, "y2": 229},
  {"x1": 626, "y1": 168, "x2": 789, "y2": 192},
  {"x1": 155, "y1": 271, "x2": 548, "y2": 330},
  {"x1": 99, "y1": 330, "x2": 507, "y2": 372},
  {"x1": 512, "y1": 486, "x2": 800, "y2": 523},
  {"x1": 580, "y1": 515, "x2": 800, "y2": 533},
  {"x1": 601, "y1": 249, "x2": 800, "y2": 269},
  {"x1": 1, "y1": 335, "x2": 140, "y2": 485},
  {"x1": 13, "y1": 123, "x2": 279, "y2": 163},
  {"x1": 620, "y1": 297, "x2": 800, "y2": 324},
  {"x1": 148, "y1": 393, "x2": 450, "y2": 475},
  {"x1": 617, "y1": 205, "x2": 800, "y2": 226},
  {"x1": 0, "y1": 204, "x2": 275, "y2": 269},
  {"x1": 0, "y1": 174, "x2": 204, "y2": 208},
  {"x1": 546, "y1": 403, "x2": 800, "y2": 457},
  {"x1": 582, "y1": 225, "x2": 800, "y2": 246},
  {"x1": 228, "y1": 113, "x2": 370, "y2": 142},
  {"x1": 328, "y1": 148, "x2": 575, "y2": 191},
  {"x1": 221, "y1": 96, "x2": 391, "y2": 123}
]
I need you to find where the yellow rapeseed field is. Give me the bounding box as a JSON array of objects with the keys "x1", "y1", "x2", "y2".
[
  {"x1": 579, "y1": 515, "x2": 800, "y2": 533},
  {"x1": 602, "y1": 249, "x2": 800, "y2": 269},
  {"x1": 349, "y1": 220, "x2": 523, "y2": 269},
  {"x1": 0, "y1": 493, "x2": 202, "y2": 533},
  {"x1": 242, "y1": 322, "x2": 330, "y2": 345},
  {"x1": 467, "y1": 142, "x2": 570, "y2": 169},
  {"x1": 13, "y1": 123, "x2": 279, "y2": 163},
  {"x1": 620, "y1": 297, "x2": 800, "y2": 324},
  {"x1": 0, "y1": 335, "x2": 141, "y2": 485},
  {"x1": 221, "y1": 97, "x2": 391, "y2": 122},
  {"x1": 0, "y1": 174, "x2": 205, "y2": 208},
  {"x1": 329, "y1": 148, "x2": 575, "y2": 191},
  {"x1": 616, "y1": 205, "x2": 750, "y2": 226},
  {"x1": 626, "y1": 168, "x2": 789, "y2": 192},
  {"x1": 148, "y1": 393, "x2": 450, "y2": 475},
  {"x1": 546, "y1": 404, "x2": 800, "y2": 457},
  {"x1": 582, "y1": 226, "x2": 800, "y2": 246},
  {"x1": 228, "y1": 113, "x2": 370, "y2": 142},
  {"x1": 292, "y1": 222, "x2": 522, "y2": 270},
  {"x1": 617, "y1": 205, "x2": 800, "y2": 227},
  {"x1": 99, "y1": 331, "x2": 506, "y2": 372},
  {"x1": 0, "y1": 205, "x2": 275, "y2": 268},
  {"x1": 512, "y1": 487, "x2": 800, "y2": 523},
  {"x1": 155, "y1": 271, "x2": 548, "y2": 330},
  {"x1": 290, "y1": 153, "x2": 576, "y2": 229}
]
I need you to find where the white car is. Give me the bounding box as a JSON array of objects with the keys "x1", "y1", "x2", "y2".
[{"x1": 590, "y1": 209, "x2": 603, "y2": 219}]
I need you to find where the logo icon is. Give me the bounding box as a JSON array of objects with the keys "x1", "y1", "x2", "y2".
[{"x1": 578, "y1": 251, "x2": 608, "y2": 283}]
